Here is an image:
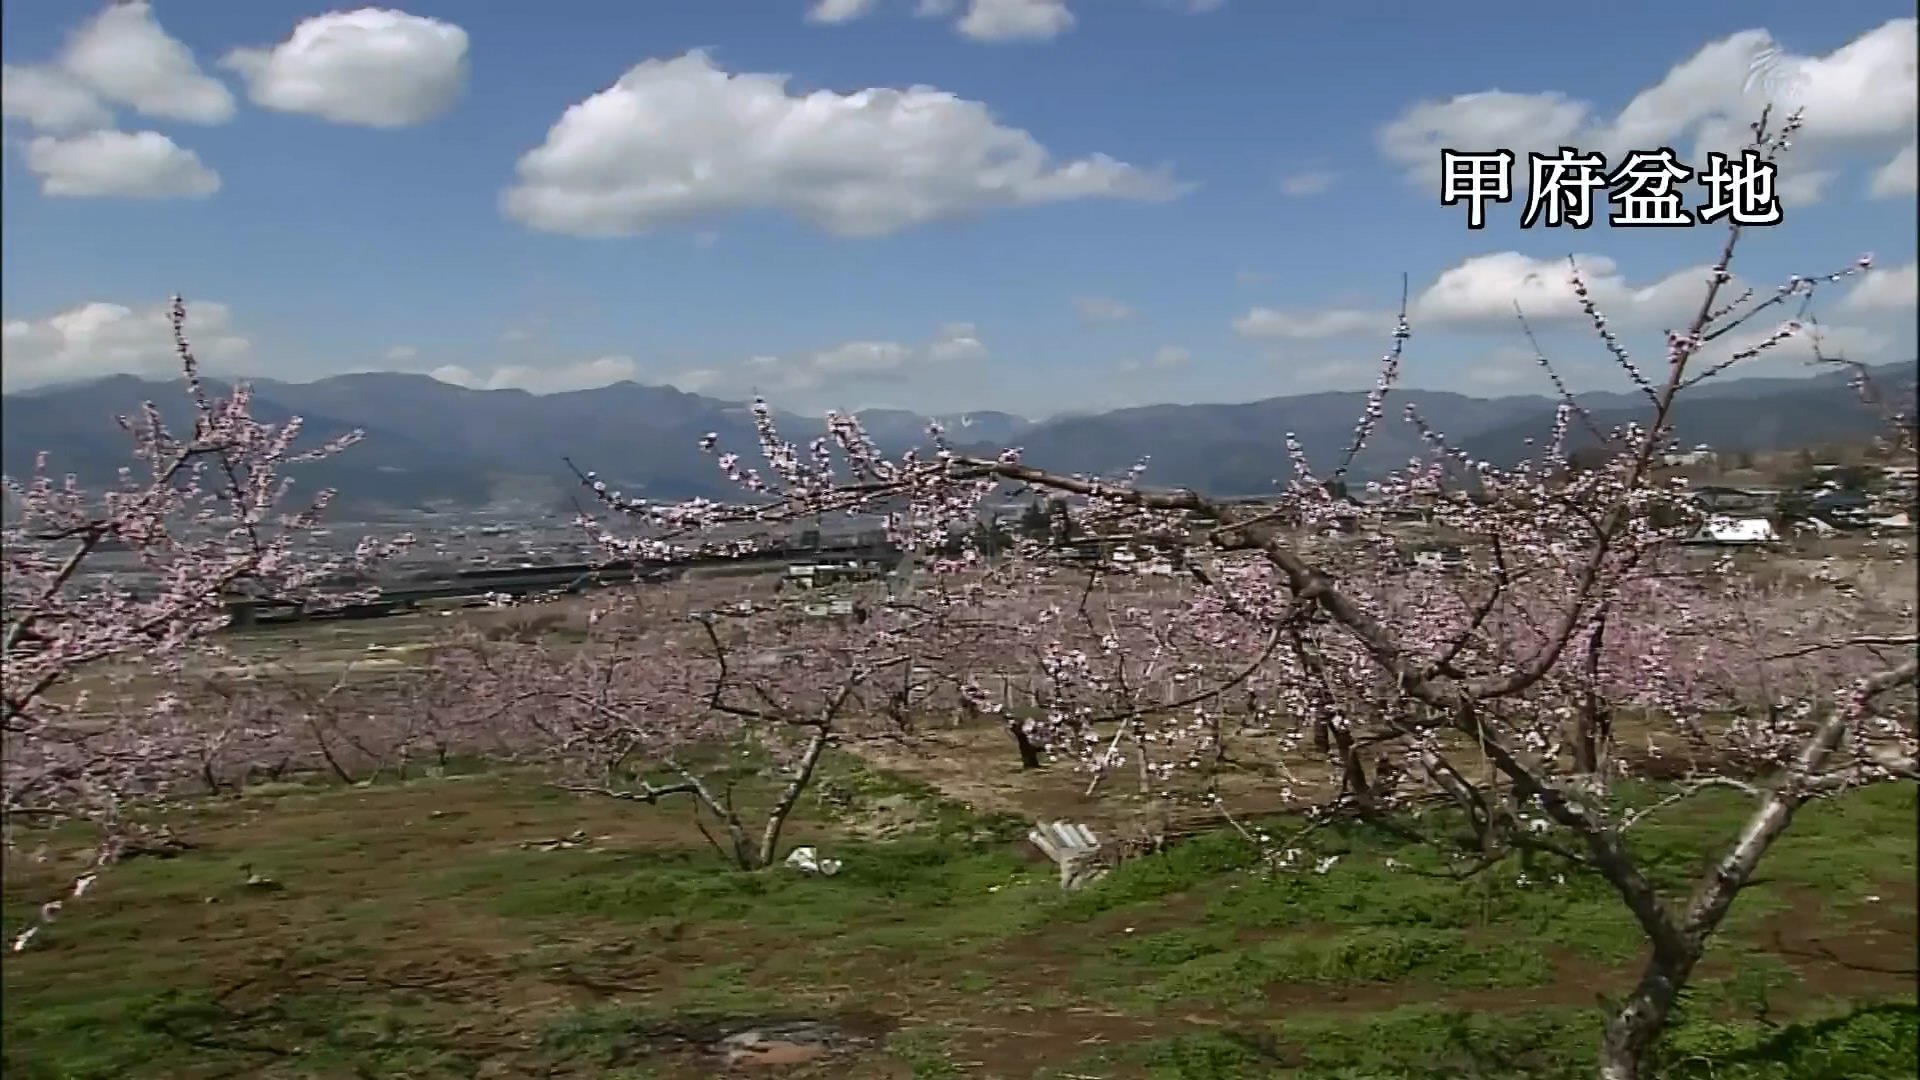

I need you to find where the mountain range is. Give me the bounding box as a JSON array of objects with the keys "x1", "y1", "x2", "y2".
[{"x1": 4, "y1": 362, "x2": 1912, "y2": 514}]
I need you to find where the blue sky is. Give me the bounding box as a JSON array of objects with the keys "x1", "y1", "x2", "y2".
[{"x1": 2, "y1": 1, "x2": 1914, "y2": 418}]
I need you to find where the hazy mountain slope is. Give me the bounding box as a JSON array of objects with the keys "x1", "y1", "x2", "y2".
[
  {"x1": 6, "y1": 363, "x2": 1907, "y2": 511},
  {"x1": 975, "y1": 391, "x2": 1548, "y2": 494},
  {"x1": 1, "y1": 375, "x2": 494, "y2": 510},
  {"x1": 1460, "y1": 362, "x2": 1917, "y2": 466}
]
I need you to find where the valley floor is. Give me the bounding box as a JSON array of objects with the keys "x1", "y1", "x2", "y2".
[{"x1": 3, "y1": 757, "x2": 1914, "y2": 1080}]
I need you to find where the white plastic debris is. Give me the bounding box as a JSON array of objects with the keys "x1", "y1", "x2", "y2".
[
  {"x1": 784, "y1": 846, "x2": 843, "y2": 876},
  {"x1": 1029, "y1": 821, "x2": 1108, "y2": 890}
]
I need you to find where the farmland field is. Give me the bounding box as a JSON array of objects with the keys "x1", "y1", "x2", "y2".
[{"x1": 4, "y1": 744, "x2": 1914, "y2": 1079}]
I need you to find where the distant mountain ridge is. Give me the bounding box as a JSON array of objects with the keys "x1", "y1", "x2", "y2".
[{"x1": 4, "y1": 362, "x2": 1911, "y2": 513}]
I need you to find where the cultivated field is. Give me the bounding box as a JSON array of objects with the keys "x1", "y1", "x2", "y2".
[
  {"x1": 4, "y1": 731, "x2": 1914, "y2": 1079},
  {"x1": 9, "y1": 549, "x2": 1916, "y2": 1079}
]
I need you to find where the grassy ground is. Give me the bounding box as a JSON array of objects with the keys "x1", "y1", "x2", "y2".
[{"x1": 3, "y1": 756, "x2": 1914, "y2": 1080}]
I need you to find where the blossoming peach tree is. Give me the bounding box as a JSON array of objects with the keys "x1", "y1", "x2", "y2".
[
  {"x1": 437, "y1": 572, "x2": 983, "y2": 870},
  {"x1": 2, "y1": 299, "x2": 399, "y2": 949},
  {"x1": 574, "y1": 109, "x2": 1915, "y2": 1080}
]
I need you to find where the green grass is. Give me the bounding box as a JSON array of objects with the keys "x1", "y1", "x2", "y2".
[
  {"x1": 1084, "y1": 925, "x2": 1557, "y2": 1012},
  {"x1": 1047, "y1": 999, "x2": 1920, "y2": 1079},
  {"x1": 4, "y1": 761, "x2": 1914, "y2": 1079}
]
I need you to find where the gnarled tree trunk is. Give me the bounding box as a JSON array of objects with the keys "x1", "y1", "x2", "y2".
[{"x1": 1597, "y1": 948, "x2": 1699, "y2": 1080}]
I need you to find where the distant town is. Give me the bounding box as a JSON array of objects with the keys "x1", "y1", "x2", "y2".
[{"x1": 16, "y1": 438, "x2": 1912, "y2": 634}]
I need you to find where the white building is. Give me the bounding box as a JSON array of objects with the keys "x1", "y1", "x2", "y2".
[{"x1": 1685, "y1": 516, "x2": 1777, "y2": 545}]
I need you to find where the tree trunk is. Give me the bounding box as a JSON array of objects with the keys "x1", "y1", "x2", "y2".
[
  {"x1": 1591, "y1": 726, "x2": 1846, "y2": 1077},
  {"x1": 306, "y1": 715, "x2": 358, "y2": 785},
  {"x1": 1008, "y1": 719, "x2": 1044, "y2": 769},
  {"x1": 753, "y1": 724, "x2": 833, "y2": 869},
  {"x1": 1451, "y1": 667, "x2": 1907, "y2": 1080},
  {"x1": 1572, "y1": 611, "x2": 1613, "y2": 776},
  {"x1": 1329, "y1": 722, "x2": 1369, "y2": 799},
  {"x1": 1597, "y1": 949, "x2": 1698, "y2": 1080},
  {"x1": 1132, "y1": 724, "x2": 1152, "y2": 794}
]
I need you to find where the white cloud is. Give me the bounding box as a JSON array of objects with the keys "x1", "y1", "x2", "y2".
[
  {"x1": 59, "y1": 1, "x2": 235, "y2": 125},
  {"x1": 1741, "y1": 21, "x2": 1916, "y2": 142},
  {"x1": 385, "y1": 344, "x2": 419, "y2": 362},
  {"x1": 471, "y1": 325, "x2": 993, "y2": 405},
  {"x1": 957, "y1": 0, "x2": 1075, "y2": 41},
  {"x1": 1118, "y1": 344, "x2": 1192, "y2": 373},
  {"x1": 807, "y1": 0, "x2": 883, "y2": 24},
  {"x1": 1698, "y1": 322, "x2": 1895, "y2": 378},
  {"x1": 502, "y1": 50, "x2": 1184, "y2": 238},
  {"x1": 1378, "y1": 20, "x2": 1917, "y2": 207},
  {"x1": 222, "y1": 9, "x2": 469, "y2": 127},
  {"x1": 1461, "y1": 355, "x2": 1541, "y2": 390},
  {"x1": 772, "y1": 342, "x2": 912, "y2": 383},
  {"x1": 669, "y1": 322, "x2": 988, "y2": 399},
  {"x1": 906, "y1": 0, "x2": 1219, "y2": 40},
  {"x1": 1075, "y1": 295, "x2": 1134, "y2": 322},
  {"x1": 1278, "y1": 170, "x2": 1337, "y2": 196},
  {"x1": 668, "y1": 368, "x2": 726, "y2": 395},
  {"x1": 1, "y1": 65, "x2": 114, "y2": 133},
  {"x1": 926, "y1": 321, "x2": 990, "y2": 363},
  {"x1": 1840, "y1": 261, "x2": 1918, "y2": 313},
  {"x1": 1, "y1": 2, "x2": 232, "y2": 139},
  {"x1": 913, "y1": 0, "x2": 1216, "y2": 40},
  {"x1": 429, "y1": 354, "x2": 638, "y2": 394},
  {"x1": 1789, "y1": 325, "x2": 1896, "y2": 367},
  {"x1": 1268, "y1": 357, "x2": 1378, "y2": 392},
  {"x1": 1414, "y1": 252, "x2": 1712, "y2": 332},
  {"x1": 1235, "y1": 307, "x2": 1387, "y2": 340},
  {"x1": 1378, "y1": 90, "x2": 1592, "y2": 183},
  {"x1": 1774, "y1": 167, "x2": 1838, "y2": 206},
  {"x1": 23, "y1": 129, "x2": 219, "y2": 198},
  {"x1": 1, "y1": 299, "x2": 248, "y2": 391},
  {"x1": 1871, "y1": 142, "x2": 1917, "y2": 197}
]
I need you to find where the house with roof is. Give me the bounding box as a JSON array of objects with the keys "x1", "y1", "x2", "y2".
[
  {"x1": 1688, "y1": 486, "x2": 1776, "y2": 514},
  {"x1": 1808, "y1": 488, "x2": 1872, "y2": 525},
  {"x1": 1660, "y1": 445, "x2": 1718, "y2": 468}
]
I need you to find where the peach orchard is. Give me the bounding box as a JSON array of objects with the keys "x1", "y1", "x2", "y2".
[{"x1": 3, "y1": 109, "x2": 1913, "y2": 1080}]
